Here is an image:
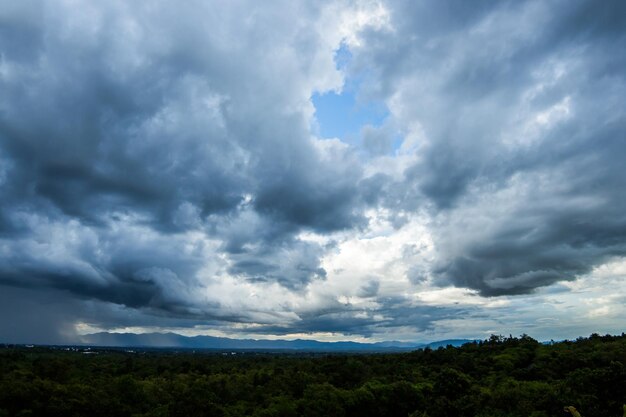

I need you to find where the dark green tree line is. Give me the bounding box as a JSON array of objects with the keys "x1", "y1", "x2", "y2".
[{"x1": 0, "y1": 333, "x2": 625, "y2": 417}]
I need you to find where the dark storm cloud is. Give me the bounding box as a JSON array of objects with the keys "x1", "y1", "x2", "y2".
[
  {"x1": 1, "y1": 0, "x2": 625, "y2": 342},
  {"x1": 0, "y1": 0, "x2": 365, "y2": 322},
  {"x1": 0, "y1": 283, "x2": 238, "y2": 344},
  {"x1": 0, "y1": 286, "x2": 81, "y2": 344},
  {"x1": 350, "y1": 0, "x2": 626, "y2": 295},
  {"x1": 0, "y1": 218, "x2": 214, "y2": 316},
  {"x1": 228, "y1": 238, "x2": 328, "y2": 290},
  {"x1": 0, "y1": 0, "x2": 363, "y2": 230}
]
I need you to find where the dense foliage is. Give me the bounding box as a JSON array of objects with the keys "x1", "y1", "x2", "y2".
[{"x1": 1, "y1": 333, "x2": 625, "y2": 417}]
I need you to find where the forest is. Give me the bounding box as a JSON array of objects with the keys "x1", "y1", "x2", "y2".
[{"x1": 1, "y1": 333, "x2": 625, "y2": 417}]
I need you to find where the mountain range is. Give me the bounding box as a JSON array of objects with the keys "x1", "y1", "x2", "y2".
[{"x1": 79, "y1": 332, "x2": 474, "y2": 352}]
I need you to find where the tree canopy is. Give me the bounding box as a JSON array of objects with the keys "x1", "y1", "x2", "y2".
[{"x1": 1, "y1": 333, "x2": 625, "y2": 417}]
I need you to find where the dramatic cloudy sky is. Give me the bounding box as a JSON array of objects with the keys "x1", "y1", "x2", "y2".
[{"x1": 1, "y1": 0, "x2": 625, "y2": 344}]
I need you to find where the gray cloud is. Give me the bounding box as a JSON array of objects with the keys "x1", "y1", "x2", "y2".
[
  {"x1": 0, "y1": 1, "x2": 362, "y2": 308},
  {"x1": 228, "y1": 236, "x2": 328, "y2": 290},
  {"x1": 350, "y1": 0, "x2": 626, "y2": 295},
  {"x1": 0, "y1": 0, "x2": 625, "y2": 342},
  {"x1": 360, "y1": 124, "x2": 395, "y2": 156},
  {"x1": 241, "y1": 297, "x2": 466, "y2": 338}
]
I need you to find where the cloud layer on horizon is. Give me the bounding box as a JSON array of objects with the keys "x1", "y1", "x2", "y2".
[{"x1": 0, "y1": 0, "x2": 625, "y2": 343}]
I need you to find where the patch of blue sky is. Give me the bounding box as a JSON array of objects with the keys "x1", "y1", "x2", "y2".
[
  {"x1": 312, "y1": 89, "x2": 388, "y2": 142},
  {"x1": 312, "y1": 44, "x2": 389, "y2": 144}
]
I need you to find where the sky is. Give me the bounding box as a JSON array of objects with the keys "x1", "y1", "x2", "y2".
[{"x1": 0, "y1": 0, "x2": 625, "y2": 345}]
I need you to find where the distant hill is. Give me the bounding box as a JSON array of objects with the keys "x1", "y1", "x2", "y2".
[
  {"x1": 79, "y1": 332, "x2": 474, "y2": 352},
  {"x1": 423, "y1": 339, "x2": 477, "y2": 349}
]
